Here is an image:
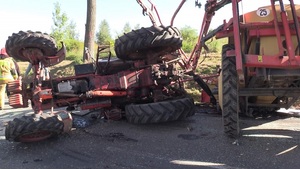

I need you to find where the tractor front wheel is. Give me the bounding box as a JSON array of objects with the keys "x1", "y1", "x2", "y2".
[{"x1": 5, "y1": 113, "x2": 64, "y2": 142}]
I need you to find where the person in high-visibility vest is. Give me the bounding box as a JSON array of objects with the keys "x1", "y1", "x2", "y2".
[{"x1": 0, "y1": 48, "x2": 18, "y2": 110}]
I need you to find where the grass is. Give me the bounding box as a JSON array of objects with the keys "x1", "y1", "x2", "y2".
[
  {"x1": 184, "y1": 53, "x2": 221, "y2": 103},
  {"x1": 185, "y1": 37, "x2": 225, "y2": 103}
]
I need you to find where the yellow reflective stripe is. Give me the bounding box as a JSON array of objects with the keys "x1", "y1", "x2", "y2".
[
  {"x1": 0, "y1": 77, "x2": 14, "y2": 80},
  {"x1": 0, "y1": 60, "x2": 10, "y2": 67}
]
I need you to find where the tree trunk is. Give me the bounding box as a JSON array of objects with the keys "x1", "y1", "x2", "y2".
[{"x1": 83, "y1": 0, "x2": 96, "y2": 63}]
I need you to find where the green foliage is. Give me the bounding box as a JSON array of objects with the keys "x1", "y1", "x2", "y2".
[
  {"x1": 51, "y1": 2, "x2": 67, "y2": 41},
  {"x1": 64, "y1": 39, "x2": 82, "y2": 51},
  {"x1": 50, "y1": 2, "x2": 79, "y2": 47},
  {"x1": 180, "y1": 26, "x2": 198, "y2": 53},
  {"x1": 66, "y1": 52, "x2": 83, "y2": 65},
  {"x1": 67, "y1": 54, "x2": 83, "y2": 65},
  {"x1": 205, "y1": 37, "x2": 227, "y2": 53},
  {"x1": 180, "y1": 27, "x2": 227, "y2": 54},
  {"x1": 96, "y1": 20, "x2": 113, "y2": 45},
  {"x1": 65, "y1": 41, "x2": 84, "y2": 64}
]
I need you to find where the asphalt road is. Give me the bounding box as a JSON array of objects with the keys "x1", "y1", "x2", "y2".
[{"x1": 1, "y1": 101, "x2": 300, "y2": 169}]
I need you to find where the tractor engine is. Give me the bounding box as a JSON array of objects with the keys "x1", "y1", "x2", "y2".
[{"x1": 57, "y1": 79, "x2": 89, "y2": 94}]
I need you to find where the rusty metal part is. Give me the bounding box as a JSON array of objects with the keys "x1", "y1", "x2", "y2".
[
  {"x1": 104, "y1": 107, "x2": 123, "y2": 121},
  {"x1": 170, "y1": 0, "x2": 186, "y2": 26},
  {"x1": 19, "y1": 44, "x2": 66, "y2": 67},
  {"x1": 42, "y1": 43, "x2": 66, "y2": 67},
  {"x1": 18, "y1": 131, "x2": 54, "y2": 143},
  {"x1": 8, "y1": 94, "x2": 24, "y2": 108},
  {"x1": 7, "y1": 80, "x2": 28, "y2": 108},
  {"x1": 86, "y1": 90, "x2": 127, "y2": 97},
  {"x1": 80, "y1": 100, "x2": 112, "y2": 110},
  {"x1": 39, "y1": 89, "x2": 53, "y2": 100},
  {"x1": 7, "y1": 79, "x2": 22, "y2": 93},
  {"x1": 22, "y1": 48, "x2": 44, "y2": 65},
  {"x1": 55, "y1": 111, "x2": 73, "y2": 133},
  {"x1": 32, "y1": 85, "x2": 43, "y2": 114}
]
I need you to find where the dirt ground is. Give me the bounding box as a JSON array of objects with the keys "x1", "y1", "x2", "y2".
[
  {"x1": 17, "y1": 60, "x2": 75, "y2": 78},
  {"x1": 1, "y1": 101, "x2": 300, "y2": 169}
]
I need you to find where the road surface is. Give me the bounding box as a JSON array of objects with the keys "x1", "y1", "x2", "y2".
[{"x1": 0, "y1": 101, "x2": 300, "y2": 169}]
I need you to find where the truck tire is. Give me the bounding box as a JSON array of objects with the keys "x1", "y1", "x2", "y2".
[
  {"x1": 5, "y1": 31, "x2": 57, "y2": 61},
  {"x1": 125, "y1": 97, "x2": 195, "y2": 124},
  {"x1": 221, "y1": 44, "x2": 240, "y2": 138},
  {"x1": 115, "y1": 26, "x2": 182, "y2": 60},
  {"x1": 5, "y1": 114, "x2": 64, "y2": 142}
]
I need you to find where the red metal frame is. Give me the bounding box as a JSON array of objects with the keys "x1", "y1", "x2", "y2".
[
  {"x1": 183, "y1": 0, "x2": 300, "y2": 79},
  {"x1": 39, "y1": 67, "x2": 154, "y2": 111},
  {"x1": 136, "y1": 0, "x2": 163, "y2": 26},
  {"x1": 9, "y1": 47, "x2": 179, "y2": 113},
  {"x1": 231, "y1": 0, "x2": 245, "y2": 84}
]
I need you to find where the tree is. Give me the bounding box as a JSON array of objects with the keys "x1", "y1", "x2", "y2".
[
  {"x1": 51, "y1": 2, "x2": 68, "y2": 42},
  {"x1": 205, "y1": 29, "x2": 227, "y2": 53},
  {"x1": 180, "y1": 26, "x2": 198, "y2": 53},
  {"x1": 122, "y1": 22, "x2": 131, "y2": 34},
  {"x1": 115, "y1": 23, "x2": 134, "y2": 38},
  {"x1": 96, "y1": 20, "x2": 113, "y2": 45},
  {"x1": 83, "y1": 0, "x2": 96, "y2": 62},
  {"x1": 50, "y1": 2, "x2": 79, "y2": 46},
  {"x1": 66, "y1": 21, "x2": 79, "y2": 40},
  {"x1": 134, "y1": 24, "x2": 141, "y2": 30}
]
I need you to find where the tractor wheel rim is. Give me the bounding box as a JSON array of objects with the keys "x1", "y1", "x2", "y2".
[{"x1": 18, "y1": 131, "x2": 54, "y2": 142}]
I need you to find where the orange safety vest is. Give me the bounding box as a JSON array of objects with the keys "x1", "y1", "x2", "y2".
[{"x1": 0, "y1": 57, "x2": 16, "y2": 84}]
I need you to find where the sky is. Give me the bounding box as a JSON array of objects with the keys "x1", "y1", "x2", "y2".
[{"x1": 0, "y1": 0, "x2": 277, "y2": 47}]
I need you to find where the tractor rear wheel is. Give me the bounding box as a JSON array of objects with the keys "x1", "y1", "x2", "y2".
[
  {"x1": 221, "y1": 44, "x2": 240, "y2": 138},
  {"x1": 115, "y1": 26, "x2": 182, "y2": 60},
  {"x1": 5, "y1": 31, "x2": 57, "y2": 61},
  {"x1": 5, "y1": 113, "x2": 64, "y2": 142},
  {"x1": 125, "y1": 97, "x2": 195, "y2": 124}
]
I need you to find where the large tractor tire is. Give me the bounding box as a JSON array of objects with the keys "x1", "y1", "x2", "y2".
[
  {"x1": 221, "y1": 44, "x2": 240, "y2": 138},
  {"x1": 115, "y1": 26, "x2": 182, "y2": 60},
  {"x1": 5, "y1": 113, "x2": 64, "y2": 142},
  {"x1": 5, "y1": 31, "x2": 57, "y2": 62},
  {"x1": 125, "y1": 97, "x2": 195, "y2": 124}
]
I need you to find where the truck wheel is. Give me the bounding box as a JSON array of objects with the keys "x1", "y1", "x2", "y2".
[
  {"x1": 5, "y1": 113, "x2": 64, "y2": 142},
  {"x1": 115, "y1": 26, "x2": 182, "y2": 60},
  {"x1": 5, "y1": 31, "x2": 57, "y2": 61},
  {"x1": 125, "y1": 97, "x2": 195, "y2": 124},
  {"x1": 221, "y1": 44, "x2": 240, "y2": 138}
]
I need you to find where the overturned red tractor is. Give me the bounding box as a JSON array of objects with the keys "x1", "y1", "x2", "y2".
[{"x1": 4, "y1": 15, "x2": 196, "y2": 142}]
